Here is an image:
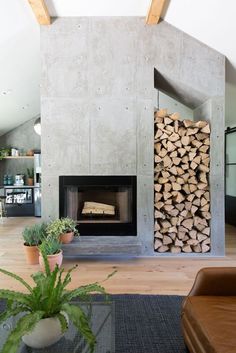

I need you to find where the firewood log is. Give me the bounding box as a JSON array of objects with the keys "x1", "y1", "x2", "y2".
[
  {"x1": 171, "y1": 246, "x2": 181, "y2": 253},
  {"x1": 157, "y1": 245, "x2": 169, "y2": 253},
  {"x1": 163, "y1": 235, "x2": 173, "y2": 245},
  {"x1": 154, "y1": 184, "x2": 162, "y2": 192},
  {"x1": 201, "y1": 244, "x2": 210, "y2": 253},
  {"x1": 157, "y1": 109, "x2": 168, "y2": 118},
  {"x1": 154, "y1": 238, "x2": 163, "y2": 250},
  {"x1": 182, "y1": 245, "x2": 192, "y2": 253}
]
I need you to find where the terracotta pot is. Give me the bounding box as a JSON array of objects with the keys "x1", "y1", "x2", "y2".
[
  {"x1": 22, "y1": 312, "x2": 68, "y2": 348},
  {"x1": 39, "y1": 250, "x2": 63, "y2": 272},
  {"x1": 27, "y1": 178, "x2": 34, "y2": 186},
  {"x1": 23, "y1": 244, "x2": 39, "y2": 265},
  {"x1": 60, "y1": 231, "x2": 74, "y2": 244}
]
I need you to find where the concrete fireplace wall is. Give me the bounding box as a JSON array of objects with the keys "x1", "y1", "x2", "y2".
[{"x1": 41, "y1": 17, "x2": 225, "y2": 256}]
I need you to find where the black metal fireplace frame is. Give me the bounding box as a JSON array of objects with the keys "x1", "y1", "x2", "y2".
[{"x1": 59, "y1": 176, "x2": 137, "y2": 236}]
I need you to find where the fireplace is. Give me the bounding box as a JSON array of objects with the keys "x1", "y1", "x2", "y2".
[{"x1": 59, "y1": 176, "x2": 137, "y2": 236}]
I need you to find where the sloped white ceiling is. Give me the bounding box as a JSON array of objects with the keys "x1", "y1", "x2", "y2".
[
  {"x1": 1, "y1": 0, "x2": 236, "y2": 135},
  {"x1": 0, "y1": 0, "x2": 40, "y2": 136}
]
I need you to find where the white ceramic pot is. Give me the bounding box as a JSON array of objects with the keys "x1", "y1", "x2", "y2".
[{"x1": 22, "y1": 313, "x2": 68, "y2": 349}]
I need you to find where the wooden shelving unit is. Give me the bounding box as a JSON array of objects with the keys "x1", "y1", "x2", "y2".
[{"x1": 3, "y1": 156, "x2": 34, "y2": 160}]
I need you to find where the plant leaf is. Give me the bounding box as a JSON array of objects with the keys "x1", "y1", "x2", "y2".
[
  {"x1": 1, "y1": 311, "x2": 44, "y2": 353},
  {"x1": 63, "y1": 283, "x2": 106, "y2": 302},
  {"x1": 62, "y1": 303, "x2": 96, "y2": 353},
  {"x1": 40, "y1": 249, "x2": 51, "y2": 276},
  {"x1": 56, "y1": 312, "x2": 68, "y2": 333},
  {"x1": 0, "y1": 290, "x2": 31, "y2": 306},
  {"x1": 0, "y1": 268, "x2": 32, "y2": 293},
  {"x1": 0, "y1": 306, "x2": 27, "y2": 325},
  {"x1": 62, "y1": 264, "x2": 78, "y2": 289}
]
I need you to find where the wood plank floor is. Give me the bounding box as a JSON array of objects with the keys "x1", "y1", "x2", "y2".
[{"x1": 0, "y1": 217, "x2": 235, "y2": 295}]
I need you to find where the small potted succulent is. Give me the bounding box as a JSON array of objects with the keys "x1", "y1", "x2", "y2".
[
  {"x1": 46, "y1": 218, "x2": 79, "y2": 244},
  {"x1": 22, "y1": 223, "x2": 47, "y2": 265},
  {"x1": 38, "y1": 237, "x2": 63, "y2": 272},
  {"x1": 0, "y1": 254, "x2": 110, "y2": 352},
  {"x1": 0, "y1": 147, "x2": 10, "y2": 160},
  {"x1": 26, "y1": 168, "x2": 34, "y2": 186}
]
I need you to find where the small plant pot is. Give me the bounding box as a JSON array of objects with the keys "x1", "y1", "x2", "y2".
[
  {"x1": 39, "y1": 250, "x2": 63, "y2": 272},
  {"x1": 23, "y1": 244, "x2": 39, "y2": 265},
  {"x1": 60, "y1": 231, "x2": 74, "y2": 244},
  {"x1": 27, "y1": 178, "x2": 34, "y2": 186},
  {"x1": 22, "y1": 312, "x2": 68, "y2": 348}
]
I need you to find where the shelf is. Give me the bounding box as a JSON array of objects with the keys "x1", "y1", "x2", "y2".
[{"x1": 2, "y1": 156, "x2": 34, "y2": 160}]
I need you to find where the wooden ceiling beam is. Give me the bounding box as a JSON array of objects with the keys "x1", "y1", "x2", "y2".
[
  {"x1": 146, "y1": 0, "x2": 166, "y2": 25},
  {"x1": 27, "y1": 0, "x2": 51, "y2": 25}
]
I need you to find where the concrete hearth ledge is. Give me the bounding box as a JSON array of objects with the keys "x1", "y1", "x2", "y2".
[{"x1": 62, "y1": 237, "x2": 143, "y2": 256}]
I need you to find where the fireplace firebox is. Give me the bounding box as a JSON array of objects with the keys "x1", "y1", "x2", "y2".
[{"x1": 59, "y1": 176, "x2": 137, "y2": 236}]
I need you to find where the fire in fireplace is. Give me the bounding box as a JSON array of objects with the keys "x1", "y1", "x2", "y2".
[{"x1": 59, "y1": 176, "x2": 137, "y2": 235}]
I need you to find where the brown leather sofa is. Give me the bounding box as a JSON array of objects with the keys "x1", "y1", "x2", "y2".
[{"x1": 181, "y1": 267, "x2": 236, "y2": 353}]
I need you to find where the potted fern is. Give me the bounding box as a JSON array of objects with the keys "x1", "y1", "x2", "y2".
[
  {"x1": 0, "y1": 254, "x2": 109, "y2": 352},
  {"x1": 47, "y1": 218, "x2": 79, "y2": 244},
  {"x1": 22, "y1": 223, "x2": 47, "y2": 265},
  {"x1": 38, "y1": 237, "x2": 62, "y2": 272}
]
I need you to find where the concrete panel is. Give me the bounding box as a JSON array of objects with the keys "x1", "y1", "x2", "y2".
[
  {"x1": 88, "y1": 17, "x2": 139, "y2": 99},
  {"x1": 152, "y1": 22, "x2": 182, "y2": 80},
  {"x1": 42, "y1": 175, "x2": 59, "y2": 220},
  {"x1": 137, "y1": 175, "x2": 154, "y2": 255},
  {"x1": 136, "y1": 100, "x2": 154, "y2": 176},
  {"x1": 194, "y1": 98, "x2": 225, "y2": 256},
  {"x1": 209, "y1": 97, "x2": 225, "y2": 256},
  {"x1": 90, "y1": 99, "x2": 137, "y2": 175},
  {"x1": 180, "y1": 34, "x2": 225, "y2": 99},
  {"x1": 41, "y1": 98, "x2": 90, "y2": 177}
]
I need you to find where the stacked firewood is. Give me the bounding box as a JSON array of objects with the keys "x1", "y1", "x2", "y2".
[{"x1": 154, "y1": 109, "x2": 211, "y2": 254}]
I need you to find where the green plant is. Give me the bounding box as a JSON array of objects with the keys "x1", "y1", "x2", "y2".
[
  {"x1": 27, "y1": 168, "x2": 34, "y2": 179},
  {"x1": 0, "y1": 254, "x2": 113, "y2": 353},
  {"x1": 46, "y1": 218, "x2": 79, "y2": 239},
  {"x1": 38, "y1": 237, "x2": 61, "y2": 255},
  {"x1": 0, "y1": 148, "x2": 11, "y2": 161},
  {"x1": 22, "y1": 223, "x2": 47, "y2": 247}
]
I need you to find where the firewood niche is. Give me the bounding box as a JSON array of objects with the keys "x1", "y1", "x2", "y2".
[{"x1": 154, "y1": 109, "x2": 211, "y2": 254}]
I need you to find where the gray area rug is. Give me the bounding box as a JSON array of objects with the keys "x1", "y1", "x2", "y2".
[
  {"x1": 0, "y1": 295, "x2": 187, "y2": 353},
  {"x1": 112, "y1": 294, "x2": 188, "y2": 353}
]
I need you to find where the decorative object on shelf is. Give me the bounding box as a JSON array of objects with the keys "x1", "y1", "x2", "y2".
[
  {"x1": 22, "y1": 223, "x2": 47, "y2": 264},
  {"x1": 3, "y1": 175, "x2": 13, "y2": 186},
  {"x1": 0, "y1": 148, "x2": 10, "y2": 160},
  {"x1": 11, "y1": 148, "x2": 19, "y2": 157},
  {"x1": 26, "y1": 168, "x2": 34, "y2": 186},
  {"x1": 38, "y1": 237, "x2": 63, "y2": 271},
  {"x1": 14, "y1": 174, "x2": 24, "y2": 186},
  {"x1": 0, "y1": 254, "x2": 111, "y2": 352},
  {"x1": 46, "y1": 218, "x2": 79, "y2": 244},
  {"x1": 26, "y1": 149, "x2": 34, "y2": 156},
  {"x1": 34, "y1": 117, "x2": 41, "y2": 136}
]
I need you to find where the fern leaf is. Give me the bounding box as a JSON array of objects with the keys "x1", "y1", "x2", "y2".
[
  {"x1": 62, "y1": 265, "x2": 78, "y2": 289},
  {"x1": 0, "y1": 306, "x2": 27, "y2": 325},
  {"x1": 1, "y1": 311, "x2": 44, "y2": 353},
  {"x1": 56, "y1": 312, "x2": 68, "y2": 333},
  {"x1": 63, "y1": 283, "x2": 106, "y2": 302},
  {"x1": 0, "y1": 268, "x2": 32, "y2": 293},
  {"x1": 62, "y1": 303, "x2": 96, "y2": 353},
  {"x1": 0, "y1": 290, "x2": 31, "y2": 306},
  {"x1": 40, "y1": 250, "x2": 51, "y2": 276},
  {"x1": 31, "y1": 271, "x2": 46, "y2": 286}
]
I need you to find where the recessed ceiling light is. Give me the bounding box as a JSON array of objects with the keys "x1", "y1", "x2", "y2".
[{"x1": 1, "y1": 89, "x2": 12, "y2": 96}]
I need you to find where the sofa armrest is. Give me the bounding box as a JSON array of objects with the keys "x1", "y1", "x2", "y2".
[{"x1": 188, "y1": 267, "x2": 236, "y2": 296}]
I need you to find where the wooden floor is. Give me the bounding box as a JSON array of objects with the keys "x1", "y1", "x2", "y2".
[{"x1": 0, "y1": 217, "x2": 236, "y2": 295}]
